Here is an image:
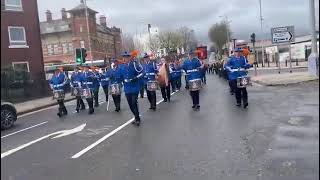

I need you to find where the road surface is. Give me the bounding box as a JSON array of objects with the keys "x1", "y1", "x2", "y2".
[{"x1": 1, "y1": 74, "x2": 318, "y2": 180}]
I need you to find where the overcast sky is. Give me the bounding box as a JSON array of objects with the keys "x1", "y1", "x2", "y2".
[{"x1": 37, "y1": 0, "x2": 319, "y2": 45}]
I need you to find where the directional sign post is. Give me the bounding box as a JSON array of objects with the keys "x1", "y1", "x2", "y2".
[{"x1": 271, "y1": 26, "x2": 295, "y2": 73}]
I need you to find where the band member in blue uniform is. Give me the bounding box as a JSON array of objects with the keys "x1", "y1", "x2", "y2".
[
  {"x1": 70, "y1": 66, "x2": 85, "y2": 112},
  {"x1": 81, "y1": 65, "x2": 95, "y2": 114},
  {"x1": 174, "y1": 60, "x2": 182, "y2": 91},
  {"x1": 92, "y1": 67, "x2": 100, "y2": 107},
  {"x1": 108, "y1": 59, "x2": 123, "y2": 112},
  {"x1": 121, "y1": 50, "x2": 144, "y2": 126},
  {"x1": 225, "y1": 47, "x2": 252, "y2": 108},
  {"x1": 143, "y1": 53, "x2": 158, "y2": 110},
  {"x1": 181, "y1": 50, "x2": 203, "y2": 111},
  {"x1": 99, "y1": 66, "x2": 110, "y2": 103},
  {"x1": 49, "y1": 67, "x2": 68, "y2": 117}
]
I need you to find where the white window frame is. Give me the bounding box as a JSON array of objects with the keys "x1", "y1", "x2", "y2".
[
  {"x1": 47, "y1": 44, "x2": 53, "y2": 55},
  {"x1": 8, "y1": 26, "x2": 28, "y2": 48},
  {"x1": 5, "y1": 0, "x2": 23, "y2": 11},
  {"x1": 80, "y1": 25, "x2": 83, "y2": 32},
  {"x1": 12, "y1": 61, "x2": 30, "y2": 72},
  {"x1": 80, "y1": 40, "x2": 85, "y2": 48}
]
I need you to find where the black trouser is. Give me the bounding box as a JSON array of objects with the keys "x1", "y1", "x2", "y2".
[
  {"x1": 145, "y1": 85, "x2": 156, "y2": 108},
  {"x1": 160, "y1": 84, "x2": 171, "y2": 101},
  {"x1": 125, "y1": 93, "x2": 140, "y2": 121},
  {"x1": 202, "y1": 72, "x2": 206, "y2": 84},
  {"x1": 228, "y1": 80, "x2": 234, "y2": 93},
  {"x1": 170, "y1": 79, "x2": 176, "y2": 91},
  {"x1": 76, "y1": 97, "x2": 85, "y2": 110},
  {"x1": 189, "y1": 90, "x2": 200, "y2": 106},
  {"x1": 140, "y1": 85, "x2": 144, "y2": 98},
  {"x1": 230, "y1": 80, "x2": 248, "y2": 104},
  {"x1": 93, "y1": 88, "x2": 99, "y2": 106},
  {"x1": 176, "y1": 76, "x2": 181, "y2": 90},
  {"x1": 102, "y1": 86, "x2": 109, "y2": 102},
  {"x1": 57, "y1": 99, "x2": 67, "y2": 114},
  {"x1": 185, "y1": 75, "x2": 189, "y2": 89},
  {"x1": 112, "y1": 94, "x2": 121, "y2": 110},
  {"x1": 86, "y1": 97, "x2": 94, "y2": 112}
]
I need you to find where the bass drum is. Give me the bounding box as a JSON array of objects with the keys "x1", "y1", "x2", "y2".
[
  {"x1": 110, "y1": 83, "x2": 121, "y2": 95},
  {"x1": 147, "y1": 81, "x2": 158, "y2": 91},
  {"x1": 188, "y1": 78, "x2": 202, "y2": 91},
  {"x1": 53, "y1": 90, "x2": 65, "y2": 100},
  {"x1": 237, "y1": 76, "x2": 251, "y2": 88},
  {"x1": 81, "y1": 88, "x2": 93, "y2": 99}
]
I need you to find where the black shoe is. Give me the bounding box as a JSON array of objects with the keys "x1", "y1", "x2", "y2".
[
  {"x1": 57, "y1": 112, "x2": 62, "y2": 117},
  {"x1": 151, "y1": 107, "x2": 156, "y2": 111},
  {"x1": 63, "y1": 110, "x2": 68, "y2": 115},
  {"x1": 149, "y1": 107, "x2": 153, "y2": 110},
  {"x1": 230, "y1": 92, "x2": 234, "y2": 95},
  {"x1": 195, "y1": 105, "x2": 200, "y2": 111},
  {"x1": 115, "y1": 109, "x2": 120, "y2": 112},
  {"x1": 244, "y1": 103, "x2": 248, "y2": 108},
  {"x1": 168, "y1": 99, "x2": 171, "y2": 102},
  {"x1": 76, "y1": 109, "x2": 80, "y2": 113},
  {"x1": 88, "y1": 109, "x2": 94, "y2": 114},
  {"x1": 192, "y1": 105, "x2": 196, "y2": 108},
  {"x1": 236, "y1": 103, "x2": 241, "y2": 107},
  {"x1": 80, "y1": 106, "x2": 85, "y2": 110},
  {"x1": 164, "y1": 99, "x2": 167, "y2": 102},
  {"x1": 95, "y1": 104, "x2": 99, "y2": 107}
]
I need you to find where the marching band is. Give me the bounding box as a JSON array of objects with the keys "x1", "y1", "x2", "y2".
[{"x1": 49, "y1": 47, "x2": 253, "y2": 126}]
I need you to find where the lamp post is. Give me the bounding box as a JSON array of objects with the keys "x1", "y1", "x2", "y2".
[
  {"x1": 259, "y1": 0, "x2": 265, "y2": 67},
  {"x1": 83, "y1": 0, "x2": 93, "y2": 66},
  {"x1": 308, "y1": 0, "x2": 319, "y2": 76}
]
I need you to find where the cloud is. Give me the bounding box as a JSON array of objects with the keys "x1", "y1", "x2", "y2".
[{"x1": 37, "y1": 0, "x2": 316, "y2": 45}]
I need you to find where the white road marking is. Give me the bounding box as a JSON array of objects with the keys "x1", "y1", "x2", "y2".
[
  {"x1": 71, "y1": 91, "x2": 178, "y2": 159},
  {"x1": 1, "y1": 121, "x2": 48, "y2": 139},
  {"x1": 1, "y1": 123, "x2": 86, "y2": 159}
]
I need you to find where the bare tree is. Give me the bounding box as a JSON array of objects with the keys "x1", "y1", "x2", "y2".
[
  {"x1": 208, "y1": 21, "x2": 231, "y2": 56},
  {"x1": 121, "y1": 33, "x2": 135, "y2": 51},
  {"x1": 178, "y1": 27, "x2": 198, "y2": 52},
  {"x1": 158, "y1": 30, "x2": 183, "y2": 52},
  {"x1": 147, "y1": 35, "x2": 161, "y2": 53}
]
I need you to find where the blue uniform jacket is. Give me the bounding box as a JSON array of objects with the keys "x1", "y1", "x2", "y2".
[
  {"x1": 81, "y1": 71, "x2": 96, "y2": 89},
  {"x1": 169, "y1": 64, "x2": 182, "y2": 80},
  {"x1": 70, "y1": 71, "x2": 82, "y2": 88},
  {"x1": 225, "y1": 55, "x2": 252, "y2": 80},
  {"x1": 92, "y1": 72, "x2": 100, "y2": 90},
  {"x1": 144, "y1": 61, "x2": 158, "y2": 83},
  {"x1": 99, "y1": 71, "x2": 109, "y2": 87},
  {"x1": 181, "y1": 58, "x2": 202, "y2": 81},
  {"x1": 121, "y1": 60, "x2": 144, "y2": 94},
  {"x1": 50, "y1": 72, "x2": 68, "y2": 90},
  {"x1": 107, "y1": 67, "x2": 123, "y2": 85}
]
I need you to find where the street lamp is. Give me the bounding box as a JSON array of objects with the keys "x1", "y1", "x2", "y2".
[
  {"x1": 308, "y1": 0, "x2": 319, "y2": 76},
  {"x1": 259, "y1": 0, "x2": 265, "y2": 67}
]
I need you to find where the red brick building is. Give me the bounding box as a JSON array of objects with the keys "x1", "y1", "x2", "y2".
[
  {"x1": 1, "y1": 0, "x2": 47, "y2": 100},
  {"x1": 40, "y1": 1, "x2": 122, "y2": 65}
]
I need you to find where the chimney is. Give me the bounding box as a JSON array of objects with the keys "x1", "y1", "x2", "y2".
[
  {"x1": 100, "y1": 15, "x2": 107, "y2": 27},
  {"x1": 46, "y1": 10, "x2": 52, "y2": 22},
  {"x1": 61, "y1": 8, "x2": 67, "y2": 20}
]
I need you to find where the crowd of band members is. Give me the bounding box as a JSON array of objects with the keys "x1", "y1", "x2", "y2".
[{"x1": 49, "y1": 47, "x2": 252, "y2": 126}]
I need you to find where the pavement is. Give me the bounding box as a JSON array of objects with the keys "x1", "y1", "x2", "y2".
[
  {"x1": 1, "y1": 74, "x2": 319, "y2": 180},
  {"x1": 251, "y1": 71, "x2": 319, "y2": 86},
  {"x1": 253, "y1": 61, "x2": 308, "y2": 70},
  {"x1": 14, "y1": 93, "x2": 76, "y2": 115}
]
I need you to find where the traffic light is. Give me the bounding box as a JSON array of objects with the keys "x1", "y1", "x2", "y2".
[
  {"x1": 250, "y1": 33, "x2": 256, "y2": 43},
  {"x1": 75, "y1": 48, "x2": 87, "y2": 64}
]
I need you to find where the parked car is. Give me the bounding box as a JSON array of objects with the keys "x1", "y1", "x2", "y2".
[{"x1": 1, "y1": 101, "x2": 17, "y2": 130}]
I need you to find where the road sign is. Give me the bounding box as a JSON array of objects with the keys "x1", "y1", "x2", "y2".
[{"x1": 271, "y1": 26, "x2": 295, "y2": 44}]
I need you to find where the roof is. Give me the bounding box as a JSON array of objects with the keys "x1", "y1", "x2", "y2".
[
  {"x1": 40, "y1": 19, "x2": 71, "y2": 34},
  {"x1": 68, "y1": 3, "x2": 97, "y2": 13}
]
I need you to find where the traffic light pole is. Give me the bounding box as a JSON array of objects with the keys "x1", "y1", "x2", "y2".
[{"x1": 84, "y1": 0, "x2": 92, "y2": 66}]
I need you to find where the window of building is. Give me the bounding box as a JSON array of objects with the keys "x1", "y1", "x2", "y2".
[
  {"x1": 53, "y1": 44, "x2": 59, "y2": 54},
  {"x1": 5, "y1": 0, "x2": 22, "y2": 11},
  {"x1": 47, "y1": 44, "x2": 53, "y2": 55},
  {"x1": 62, "y1": 43, "x2": 68, "y2": 54},
  {"x1": 8, "y1": 26, "x2": 28, "y2": 47},
  {"x1": 80, "y1": 25, "x2": 83, "y2": 32},
  {"x1": 12, "y1": 61, "x2": 30, "y2": 81},
  {"x1": 68, "y1": 43, "x2": 73, "y2": 53},
  {"x1": 80, "y1": 40, "x2": 85, "y2": 48}
]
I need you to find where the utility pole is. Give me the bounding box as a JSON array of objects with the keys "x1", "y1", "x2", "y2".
[
  {"x1": 259, "y1": 0, "x2": 265, "y2": 67},
  {"x1": 83, "y1": 0, "x2": 93, "y2": 66},
  {"x1": 148, "y1": 24, "x2": 152, "y2": 54},
  {"x1": 308, "y1": 0, "x2": 319, "y2": 76}
]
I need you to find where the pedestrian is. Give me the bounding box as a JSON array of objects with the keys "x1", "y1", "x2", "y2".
[
  {"x1": 99, "y1": 66, "x2": 110, "y2": 103},
  {"x1": 181, "y1": 50, "x2": 203, "y2": 110},
  {"x1": 81, "y1": 65, "x2": 96, "y2": 114},
  {"x1": 108, "y1": 59, "x2": 123, "y2": 112},
  {"x1": 92, "y1": 66, "x2": 101, "y2": 107},
  {"x1": 50, "y1": 67, "x2": 68, "y2": 117},
  {"x1": 70, "y1": 66, "x2": 85, "y2": 113},
  {"x1": 121, "y1": 50, "x2": 144, "y2": 126},
  {"x1": 225, "y1": 47, "x2": 252, "y2": 108},
  {"x1": 174, "y1": 60, "x2": 182, "y2": 91},
  {"x1": 158, "y1": 57, "x2": 171, "y2": 102},
  {"x1": 143, "y1": 53, "x2": 158, "y2": 110}
]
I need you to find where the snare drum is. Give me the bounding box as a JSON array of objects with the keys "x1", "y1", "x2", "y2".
[
  {"x1": 188, "y1": 79, "x2": 202, "y2": 91},
  {"x1": 81, "y1": 88, "x2": 93, "y2": 99},
  {"x1": 147, "y1": 81, "x2": 158, "y2": 91},
  {"x1": 110, "y1": 83, "x2": 121, "y2": 95},
  {"x1": 237, "y1": 75, "x2": 251, "y2": 88},
  {"x1": 53, "y1": 90, "x2": 65, "y2": 100},
  {"x1": 71, "y1": 87, "x2": 82, "y2": 97}
]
